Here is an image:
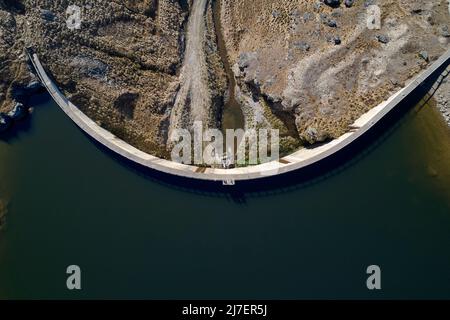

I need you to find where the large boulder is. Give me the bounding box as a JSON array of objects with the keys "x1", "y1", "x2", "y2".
[
  {"x1": 324, "y1": 0, "x2": 341, "y2": 8},
  {"x1": 419, "y1": 51, "x2": 429, "y2": 62},
  {"x1": 300, "y1": 126, "x2": 329, "y2": 144},
  {"x1": 237, "y1": 52, "x2": 258, "y2": 70},
  {"x1": 376, "y1": 35, "x2": 390, "y2": 44},
  {"x1": 7, "y1": 102, "x2": 28, "y2": 121},
  {"x1": 344, "y1": 0, "x2": 355, "y2": 8},
  {"x1": 0, "y1": 113, "x2": 12, "y2": 133}
]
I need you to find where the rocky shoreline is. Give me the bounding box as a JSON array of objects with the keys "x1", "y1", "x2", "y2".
[
  {"x1": 434, "y1": 72, "x2": 450, "y2": 127},
  {"x1": 0, "y1": 79, "x2": 44, "y2": 132}
]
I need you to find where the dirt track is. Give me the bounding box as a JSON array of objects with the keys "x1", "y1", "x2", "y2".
[{"x1": 169, "y1": 0, "x2": 211, "y2": 139}]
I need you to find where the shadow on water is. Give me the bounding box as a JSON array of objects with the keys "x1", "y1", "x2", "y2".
[
  {"x1": 0, "y1": 93, "x2": 50, "y2": 143},
  {"x1": 78, "y1": 62, "x2": 449, "y2": 201}
]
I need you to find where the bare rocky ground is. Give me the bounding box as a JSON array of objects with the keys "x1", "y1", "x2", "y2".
[
  {"x1": 1, "y1": 0, "x2": 449, "y2": 161},
  {"x1": 221, "y1": 0, "x2": 450, "y2": 147}
]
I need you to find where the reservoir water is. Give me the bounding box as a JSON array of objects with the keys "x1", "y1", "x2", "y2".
[{"x1": 0, "y1": 91, "x2": 449, "y2": 299}]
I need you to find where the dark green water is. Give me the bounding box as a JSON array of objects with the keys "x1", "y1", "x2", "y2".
[{"x1": 0, "y1": 94, "x2": 450, "y2": 299}]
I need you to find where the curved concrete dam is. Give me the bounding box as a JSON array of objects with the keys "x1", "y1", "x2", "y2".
[{"x1": 26, "y1": 48, "x2": 450, "y2": 183}]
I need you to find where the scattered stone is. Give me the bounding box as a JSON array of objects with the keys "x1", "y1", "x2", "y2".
[
  {"x1": 264, "y1": 76, "x2": 276, "y2": 87},
  {"x1": 302, "y1": 126, "x2": 328, "y2": 144},
  {"x1": 389, "y1": 77, "x2": 400, "y2": 86},
  {"x1": 303, "y1": 12, "x2": 313, "y2": 22},
  {"x1": 286, "y1": 50, "x2": 295, "y2": 61},
  {"x1": 376, "y1": 34, "x2": 390, "y2": 44},
  {"x1": 326, "y1": 19, "x2": 338, "y2": 28},
  {"x1": 70, "y1": 56, "x2": 108, "y2": 79},
  {"x1": 324, "y1": 0, "x2": 341, "y2": 8},
  {"x1": 7, "y1": 102, "x2": 28, "y2": 121},
  {"x1": 40, "y1": 9, "x2": 55, "y2": 22},
  {"x1": 237, "y1": 52, "x2": 257, "y2": 70},
  {"x1": 411, "y1": 7, "x2": 423, "y2": 15},
  {"x1": 364, "y1": 0, "x2": 376, "y2": 7},
  {"x1": 271, "y1": 10, "x2": 281, "y2": 18},
  {"x1": 440, "y1": 25, "x2": 450, "y2": 38},
  {"x1": 0, "y1": 113, "x2": 12, "y2": 133},
  {"x1": 291, "y1": 9, "x2": 301, "y2": 19},
  {"x1": 419, "y1": 51, "x2": 429, "y2": 62},
  {"x1": 385, "y1": 17, "x2": 398, "y2": 28},
  {"x1": 293, "y1": 41, "x2": 310, "y2": 51},
  {"x1": 345, "y1": 0, "x2": 355, "y2": 8},
  {"x1": 333, "y1": 35, "x2": 342, "y2": 45}
]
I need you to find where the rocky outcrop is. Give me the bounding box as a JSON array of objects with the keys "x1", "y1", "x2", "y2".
[
  {"x1": 0, "y1": 113, "x2": 12, "y2": 133},
  {"x1": 7, "y1": 102, "x2": 28, "y2": 120},
  {"x1": 0, "y1": 101, "x2": 30, "y2": 133},
  {"x1": 220, "y1": 0, "x2": 450, "y2": 147}
]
